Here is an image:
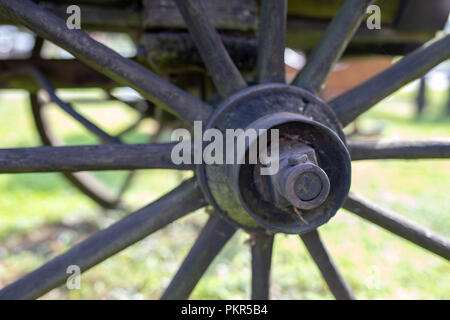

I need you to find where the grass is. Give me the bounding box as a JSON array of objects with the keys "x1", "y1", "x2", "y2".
[{"x1": 0, "y1": 85, "x2": 448, "y2": 300}]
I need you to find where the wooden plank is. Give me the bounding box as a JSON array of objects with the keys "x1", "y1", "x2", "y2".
[
  {"x1": 395, "y1": 0, "x2": 450, "y2": 32},
  {"x1": 287, "y1": 0, "x2": 401, "y2": 25},
  {"x1": 142, "y1": 0, "x2": 257, "y2": 32},
  {"x1": 142, "y1": 32, "x2": 257, "y2": 73}
]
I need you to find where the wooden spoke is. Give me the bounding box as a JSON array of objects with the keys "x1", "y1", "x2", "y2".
[
  {"x1": 292, "y1": 0, "x2": 374, "y2": 93},
  {"x1": 300, "y1": 230, "x2": 355, "y2": 300},
  {"x1": 344, "y1": 193, "x2": 450, "y2": 260},
  {"x1": 161, "y1": 214, "x2": 236, "y2": 300},
  {"x1": 0, "y1": 143, "x2": 194, "y2": 173},
  {"x1": 31, "y1": 68, "x2": 120, "y2": 144},
  {"x1": 348, "y1": 139, "x2": 450, "y2": 160},
  {"x1": 30, "y1": 93, "x2": 121, "y2": 209},
  {"x1": 330, "y1": 34, "x2": 450, "y2": 126},
  {"x1": 257, "y1": 0, "x2": 286, "y2": 83},
  {"x1": 174, "y1": 0, "x2": 247, "y2": 98},
  {"x1": 251, "y1": 234, "x2": 274, "y2": 300},
  {"x1": 0, "y1": 179, "x2": 206, "y2": 299}
]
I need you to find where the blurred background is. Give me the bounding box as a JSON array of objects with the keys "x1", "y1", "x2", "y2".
[{"x1": 0, "y1": 7, "x2": 449, "y2": 300}]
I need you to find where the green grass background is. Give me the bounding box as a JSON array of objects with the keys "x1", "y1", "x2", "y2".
[{"x1": 0, "y1": 84, "x2": 448, "y2": 299}]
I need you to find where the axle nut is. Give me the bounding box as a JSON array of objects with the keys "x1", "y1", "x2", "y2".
[{"x1": 278, "y1": 162, "x2": 330, "y2": 210}]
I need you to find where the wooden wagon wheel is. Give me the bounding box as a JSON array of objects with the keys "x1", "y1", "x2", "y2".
[
  {"x1": 29, "y1": 77, "x2": 132, "y2": 210},
  {"x1": 24, "y1": 35, "x2": 160, "y2": 209},
  {"x1": 27, "y1": 56, "x2": 183, "y2": 210},
  {"x1": 0, "y1": 0, "x2": 449, "y2": 300}
]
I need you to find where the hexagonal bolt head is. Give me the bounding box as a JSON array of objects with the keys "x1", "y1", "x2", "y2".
[{"x1": 270, "y1": 143, "x2": 330, "y2": 210}]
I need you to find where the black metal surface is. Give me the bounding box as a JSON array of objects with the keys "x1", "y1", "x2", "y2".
[
  {"x1": 344, "y1": 193, "x2": 450, "y2": 260},
  {"x1": 0, "y1": 143, "x2": 194, "y2": 173},
  {"x1": 251, "y1": 234, "x2": 274, "y2": 300},
  {"x1": 300, "y1": 230, "x2": 355, "y2": 300},
  {"x1": 0, "y1": 0, "x2": 213, "y2": 123},
  {"x1": 161, "y1": 214, "x2": 236, "y2": 300},
  {"x1": 0, "y1": 179, "x2": 206, "y2": 299}
]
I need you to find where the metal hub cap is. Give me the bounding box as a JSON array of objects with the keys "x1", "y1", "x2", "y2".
[
  {"x1": 275, "y1": 159, "x2": 331, "y2": 209},
  {"x1": 197, "y1": 83, "x2": 351, "y2": 234}
]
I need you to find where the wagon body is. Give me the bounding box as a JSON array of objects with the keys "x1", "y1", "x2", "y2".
[
  {"x1": 1, "y1": 0, "x2": 449, "y2": 69},
  {"x1": 1, "y1": 0, "x2": 449, "y2": 91}
]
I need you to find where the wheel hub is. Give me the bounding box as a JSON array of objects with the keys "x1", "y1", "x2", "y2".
[
  {"x1": 268, "y1": 143, "x2": 331, "y2": 210},
  {"x1": 197, "y1": 83, "x2": 351, "y2": 234}
]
